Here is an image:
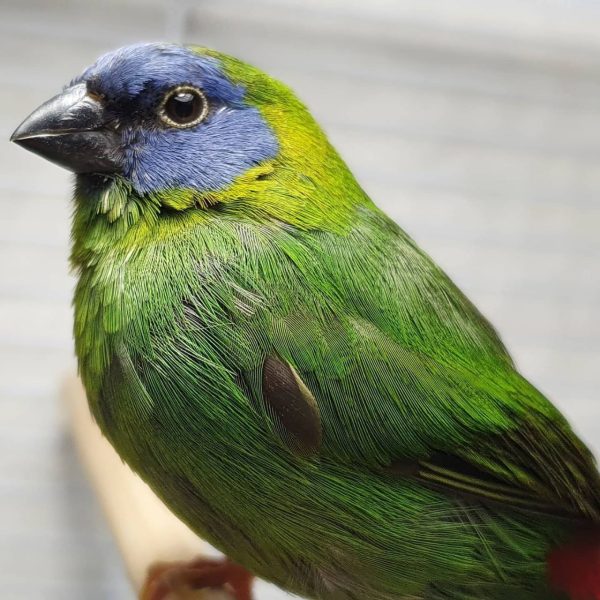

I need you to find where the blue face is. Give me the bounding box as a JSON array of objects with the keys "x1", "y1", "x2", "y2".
[{"x1": 72, "y1": 43, "x2": 278, "y2": 195}]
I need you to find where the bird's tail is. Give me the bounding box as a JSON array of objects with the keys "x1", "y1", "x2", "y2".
[{"x1": 548, "y1": 530, "x2": 600, "y2": 600}]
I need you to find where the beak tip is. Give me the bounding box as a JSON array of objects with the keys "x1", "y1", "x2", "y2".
[{"x1": 10, "y1": 120, "x2": 32, "y2": 144}]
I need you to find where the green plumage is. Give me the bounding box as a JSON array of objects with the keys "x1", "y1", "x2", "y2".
[{"x1": 64, "y1": 47, "x2": 600, "y2": 599}]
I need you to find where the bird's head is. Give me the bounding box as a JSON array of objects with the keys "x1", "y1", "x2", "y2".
[{"x1": 11, "y1": 43, "x2": 364, "y2": 231}]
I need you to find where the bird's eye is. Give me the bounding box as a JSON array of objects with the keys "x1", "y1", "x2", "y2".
[{"x1": 159, "y1": 86, "x2": 208, "y2": 128}]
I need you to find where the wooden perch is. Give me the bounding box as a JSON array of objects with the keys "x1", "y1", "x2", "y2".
[{"x1": 62, "y1": 375, "x2": 233, "y2": 599}]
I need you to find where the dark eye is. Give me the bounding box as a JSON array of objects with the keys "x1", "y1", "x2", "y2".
[{"x1": 159, "y1": 85, "x2": 208, "y2": 128}]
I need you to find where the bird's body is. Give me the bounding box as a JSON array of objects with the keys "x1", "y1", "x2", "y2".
[{"x1": 12, "y1": 43, "x2": 600, "y2": 600}]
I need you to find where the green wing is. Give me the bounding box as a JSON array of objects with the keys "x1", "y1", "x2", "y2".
[
  {"x1": 214, "y1": 206, "x2": 600, "y2": 522},
  {"x1": 245, "y1": 314, "x2": 600, "y2": 521}
]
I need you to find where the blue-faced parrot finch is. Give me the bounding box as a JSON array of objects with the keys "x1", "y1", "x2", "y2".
[{"x1": 11, "y1": 43, "x2": 600, "y2": 600}]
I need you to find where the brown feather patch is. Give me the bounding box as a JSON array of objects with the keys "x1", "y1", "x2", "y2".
[{"x1": 262, "y1": 355, "x2": 322, "y2": 457}]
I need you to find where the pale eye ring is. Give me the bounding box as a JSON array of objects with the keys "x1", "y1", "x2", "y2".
[{"x1": 159, "y1": 85, "x2": 208, "y2": 128}]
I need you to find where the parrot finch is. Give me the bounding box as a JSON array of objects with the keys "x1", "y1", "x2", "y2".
[{"x1": 11, "y1": 43, "x2": 600, "y2": 600}]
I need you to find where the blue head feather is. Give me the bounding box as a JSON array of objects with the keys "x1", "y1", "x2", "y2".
[{"x1": 73, "y1": 43, "x2": 278, "y2": 195}]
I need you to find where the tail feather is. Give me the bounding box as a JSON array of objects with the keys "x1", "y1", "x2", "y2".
[{"x1": 548, "y1": 532, "x2": 600, "y2": 600}]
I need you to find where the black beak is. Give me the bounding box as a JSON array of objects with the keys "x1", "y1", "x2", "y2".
[{"x1": 10, "y1": 83, "x2": 122, "y2": 174}]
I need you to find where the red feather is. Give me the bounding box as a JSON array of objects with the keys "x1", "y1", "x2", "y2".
[{"x1": 548, "y1": 531, "x2": 600, "y2": 600}]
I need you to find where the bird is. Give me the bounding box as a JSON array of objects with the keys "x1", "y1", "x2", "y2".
[{"x1": 11, "y1": 42, "x2": 600, "y2": 600}]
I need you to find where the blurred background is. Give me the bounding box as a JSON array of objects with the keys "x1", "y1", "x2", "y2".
[{"x1": 1, "y1": 0, "x2": 599, "y2": 598}]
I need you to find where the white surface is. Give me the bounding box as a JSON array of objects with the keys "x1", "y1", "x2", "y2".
[{"x1": 1, "y1": 0, "x2": 599, "y2": 598}]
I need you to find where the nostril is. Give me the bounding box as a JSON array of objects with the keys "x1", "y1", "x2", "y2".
[{"x1": 86, "y1": 89, "x2": 106, "y2": 104}]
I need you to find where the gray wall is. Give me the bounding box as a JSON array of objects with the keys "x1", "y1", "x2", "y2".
[{"x1": 1, "y1": 1, "x2": 599, "y2": 598}]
